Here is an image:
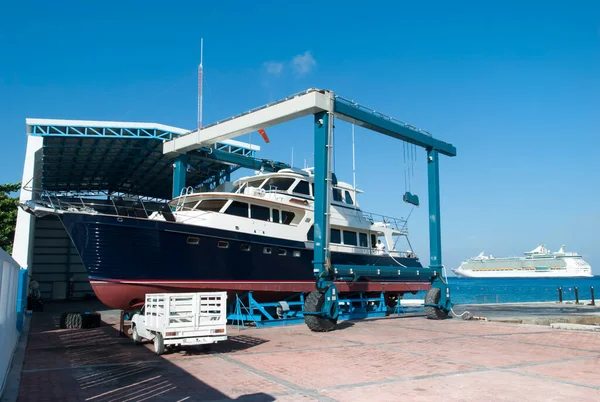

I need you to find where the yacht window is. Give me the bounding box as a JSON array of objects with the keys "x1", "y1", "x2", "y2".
[
  {"x1": 217, "y1": 241, "x2": 229, "y2": 249},
  {"x1": 224, "y1": 201, "x2": 249, "y2": 217},
  {"x1": 182, "y1": 200, "x2": 200, "y2": 210},
  {"x1": 263, "y1": 178, "x2": 295, "y2": 192},
  {"x1": 251, "y1": 205, "x2": 270, "y2": 221},
  {"x1": 241, "y1": 243, "x2": 251, "y2": 252},
  {"x1": 311, "y1": 183, "x2": 315, "y2": 197},
  {"x1": 331, "y1": 229, "x2": 341, "y2": 244},
  {"x1": 343, "y1": 231, "x2": 358, "y2": 246},
  {"x1": 293, "y1": 250, "x2": 301, "y2": 257},
  {"x1": 293, "y1": 180, "x2": 311, "y2": 196},
  {"x1": 272, "y1": 209, "x2": 280, "y2": 223},
  {"x1": 197, "y1": 199, "x2": 227, "y2": 212},
  {"x1": 371, "y1": 234, "x2": 377, "y2": 248},
  {"x1": 187, "y1": 237, "x2": 200, "y2": 245},
  {"x1": 332, "y1": 188, "x2": 343, "y2": 202},
  {"x1": 307, "y1": 225, "x2": 314, "y2": 241},
  {"x1": 281, "y1": 211, "x2": 295, "y2": 225},
  {"x1": 344, "y1": 191, "x2": 354, "y2": 205},
  {"x1": 359, "y1": 233, "x2": 368, "y2": 247},
  {"x1": 263, "y1": 247, "x2": 272, "y2": 254},
  {"x1": 247, "y1": 179, "x2": 264, "y2": 188},
  {"x1": 278, "y1": 249, "x2": 287, "y2": 256}
]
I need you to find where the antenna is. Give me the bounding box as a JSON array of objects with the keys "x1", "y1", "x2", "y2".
[
  {"x1": 198, "y1": 38, "x2": 204, "y2": 131},
  {"x1": 352, "y1": 123, "x2": 357, "y2": 194}
]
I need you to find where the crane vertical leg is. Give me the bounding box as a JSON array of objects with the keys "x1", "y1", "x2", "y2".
[
  {"x1": 425, "y1": 148, "x2": 451, "y2": 318},
  {"x1": 304, "y1": 111, "x2": 339, "y2": 332},
  {"x1": 172, "y1": 154, "x2": 188, "y2": 199},
  {"x1": 312, "y1": 111, "x2": 331, "y2": 284}
]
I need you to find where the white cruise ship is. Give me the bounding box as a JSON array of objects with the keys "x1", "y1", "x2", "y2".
[{"x1": 452, "y1": 245, "x2": 593, "y2": 278}]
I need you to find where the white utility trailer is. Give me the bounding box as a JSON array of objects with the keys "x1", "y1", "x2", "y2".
[{"x1": 131, "y1": 292, "x2": 227, "y2": 355}]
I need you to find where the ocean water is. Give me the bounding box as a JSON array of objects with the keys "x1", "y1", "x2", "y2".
[{"x1": 401, "y1": 276, "x2": 600, "y2": 304}]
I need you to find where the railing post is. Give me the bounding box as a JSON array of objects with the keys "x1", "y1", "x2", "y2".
[
  {"x1": 590, "y1": 286, "x2": 595, "y2": 306},
  {"x1": 558, "y1": 287, "x2": 563, "y2": 303},
  {"x1": 574, "y1": 286, "x2": 579, "y2": 304}
]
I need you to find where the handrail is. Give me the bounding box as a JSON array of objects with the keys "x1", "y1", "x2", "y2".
[{"x1": 361, "y1": 211, "x2": 409, "y2": 234}]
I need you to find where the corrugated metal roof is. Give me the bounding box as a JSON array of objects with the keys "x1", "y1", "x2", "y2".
[{"x1": 27, "y1": 119, "x2": 260, "y2": 200}]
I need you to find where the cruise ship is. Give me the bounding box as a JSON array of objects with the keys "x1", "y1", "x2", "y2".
[{"x1": 452, "y1": 245, "x2": 593, "y2": 278}]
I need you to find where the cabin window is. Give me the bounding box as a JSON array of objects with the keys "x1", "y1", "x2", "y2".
[
  {"x1": 293, "y1": 180, "x2": 311, "y2": 196},
  {"x1": 311, "y1": 183, "x2": 315, "y2": 197},
  {"x1": 247, "y1": 179, "x2": 264, "y2": 188},
  {"x1": 217, "y1": 240, "x2": 229, "y2": 249},
  {"x1": 263, "y1": 247, "x2": 272, "y2": 254},
  {"x1": 293, "y1": 250, "x2": 301, "y2": 257},
  {"x1": 272, "y1": 209, "x2": 280, "y2": 223},
  {"x1": 241, "y1": 243, "x2": 251, "y2": 252},
  {"x1": 343, "y1": 231, "x2": 358, "y2": 246},
  {"x1": 332, "y1": 188, "x2": 343, "y2": 202},
  {"x1": 183, "y1": 200, "x2": 200, "y2": 210},
  {"x1": 278, "y1": 249, "x2": 287, "y2": 256},
  {"x1": 263, "y1": 177, "x2": 295, "y2": 192},
  {"x1": 198, "y1": 199, "x2": 227, "y2": 212},
  {"x1": 187, "y1": 237, "x2": 200, "y2": 245},
  {"x1": 307, "y1": 225, "x2": 314, "y2": 241},
  {"x1": 251, "y1": 205, "x2": 270, "y2": 221},
  {"x1": 359, "y1": 233, "x2": 368, "y2": 247},
  {"x1": 371, "y1": 234, "x2": 377, "y2": 248},
  {"x1": 330, "y1": 229, "x2": 341, "y2": 244},
  {"x1": 344, "y1": 191, "x2": 354, "y2": 205},
  {"x1": 281, "y1": 211, "x2": 295, "y2": 225},
  {"x1": 224, "y1": 201, "x2": 249, "y2": 217}
]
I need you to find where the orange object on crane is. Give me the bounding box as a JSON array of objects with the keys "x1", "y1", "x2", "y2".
[{"x1": 258, "y1": 128, "x2": 270, "y2": 143}]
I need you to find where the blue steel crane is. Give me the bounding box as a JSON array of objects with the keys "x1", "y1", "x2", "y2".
[{"x1": 163, "y1": 88, "x2": 457, "y2": 331}]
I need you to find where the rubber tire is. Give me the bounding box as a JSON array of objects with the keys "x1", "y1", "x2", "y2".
[
  {"x1": 132, "y1": 325, "x2": 142, "y2": 345},
  {"x1": 154, "y1": 333, "x2": 165, "y2": 355},
  {"x1": 424, "y1": 288, "x2": 448, "y2": 320},
  {"x1": 60, "y1": 312, "x2": 101, "y2": 329},
  {"x1": 304, "y1": 290, "x2": 337, "y2": 332}
]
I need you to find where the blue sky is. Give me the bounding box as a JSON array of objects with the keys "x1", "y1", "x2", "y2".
[{"x1": 1, "y1": 1, "x2": 599, "y2": 273}]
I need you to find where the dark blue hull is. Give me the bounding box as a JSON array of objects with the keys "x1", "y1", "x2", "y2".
[{"x1": 59, "y1": 213, "x2": 431, "y2": 309}]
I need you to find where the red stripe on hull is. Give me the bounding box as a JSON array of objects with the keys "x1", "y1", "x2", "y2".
[{"x1": 90, "y1": 280, "x2": 431, "y2": 311}]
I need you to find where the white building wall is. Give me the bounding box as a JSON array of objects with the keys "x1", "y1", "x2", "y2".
[
  {"x1": 12, "y1": 135, "x2": 43, "y2": 270},
  {"x1": 0, "y1": 249, "x2": 21, "y2": 396}
]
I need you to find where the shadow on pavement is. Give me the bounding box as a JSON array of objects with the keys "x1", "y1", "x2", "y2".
[{"x1": 16, "y1": 301, "x2": 277, "y2": 402}]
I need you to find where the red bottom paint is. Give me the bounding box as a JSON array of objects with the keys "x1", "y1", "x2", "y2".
[{"x1": 90, "y1": 280, "x2": 432, "y2": 310}]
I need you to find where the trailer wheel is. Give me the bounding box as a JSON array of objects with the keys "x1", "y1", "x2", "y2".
[
  {"x1": 154, "y1": 333, "x2": 165, "y2": 355},
  {"x1": 304, "y1": 290, "x2": 337, "y2": 332},
  {"x1": 132, "y1": 325, "x2": 142, "y2": 345},
  {"x1": 424, "y1": 288, "x2": 448, "y2": 320}
]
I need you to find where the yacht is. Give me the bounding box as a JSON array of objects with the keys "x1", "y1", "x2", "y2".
[{"x1": 21, "y1": 168, "x2": 429, "y2": 310}]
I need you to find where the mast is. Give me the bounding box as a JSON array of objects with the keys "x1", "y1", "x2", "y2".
[{"x1": 198, "y1": 38, "x2": 204, "y2": 131}]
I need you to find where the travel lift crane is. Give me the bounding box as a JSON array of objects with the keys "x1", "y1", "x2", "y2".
[{"x1": 163, "y1": 88, "x2": 457, "y2": 332}]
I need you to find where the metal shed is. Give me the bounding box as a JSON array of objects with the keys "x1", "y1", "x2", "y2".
[{"x1": 11, "y1": 118, "x2": 267, "y2": 301}]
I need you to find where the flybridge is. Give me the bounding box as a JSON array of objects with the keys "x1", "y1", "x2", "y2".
[{"x1": 162, "y1": 88, "x2": 456, "y2": 157}]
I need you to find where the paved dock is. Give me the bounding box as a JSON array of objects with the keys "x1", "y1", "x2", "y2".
[{"x1": 6, "y1": 302, "x2": 600, "y2": 401}]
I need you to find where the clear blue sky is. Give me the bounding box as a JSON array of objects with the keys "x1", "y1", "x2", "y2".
[{"x1": 1, "y1": 1, "x2": 599, "y2": 273}]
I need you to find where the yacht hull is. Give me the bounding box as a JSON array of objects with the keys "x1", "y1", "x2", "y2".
[{"x1": 60, "y1": 213, "x2": 431, "y2": 310}]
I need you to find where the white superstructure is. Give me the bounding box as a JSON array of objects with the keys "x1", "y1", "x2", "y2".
[{"x1": 453, "y1": 245, "x2": 593, "y2": 278}]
